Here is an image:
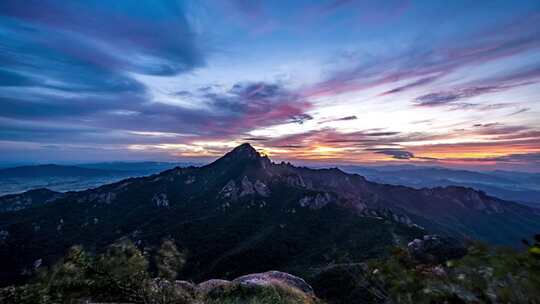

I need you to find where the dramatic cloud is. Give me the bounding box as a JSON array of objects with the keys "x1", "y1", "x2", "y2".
[
  {"x1": 0, "y1": 0, "x2": 208, "y2": 147},
  {"x1": 318, "y1": 115, "x2": 358, "y2": 124},
  {"x1": 304, "y1": 14, "x2": 540, "y2": 99},
  {"x1": 0, "y1": 1, "x2": 539, "y2": 170},
  {"x1": 379, "y1": 76, "x2": 439, "y2": 96},
  {"x1": 369, "y1": 149, "x2": 415, "y2": 160},
  {"x1": 200, "y1": 82, "x2": 313, "y2": 136},
  {"x1": 414, "y1": 66, "x2": 540, "y2": 107},
  {"x1": 0, "y1": 0, "x2": 204, "y2": 76},
  {"x1": 413, "y1": 86, "x2": 500, "y2": 107}
]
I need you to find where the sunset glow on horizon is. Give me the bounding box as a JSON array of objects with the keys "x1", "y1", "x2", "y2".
[{"x1": 1, "y1": 1, "x2": 539, "y2": 171}]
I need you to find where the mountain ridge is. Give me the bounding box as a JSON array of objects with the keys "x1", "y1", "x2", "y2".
[
  {"x1": 0, "y1": 164, "x2": 127, "y2": 178},
  {"x1": 340, "y1": 165, "x2": 540, "y2": 207},
  {"x1": 1, "y1": 143, "x2": 539, "y2": 287}
]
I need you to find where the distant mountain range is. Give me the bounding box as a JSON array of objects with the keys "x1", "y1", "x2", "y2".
[
  {"x1": 339, "y1": 165, "x2": 540, "y2": 208},
  {"x1": 0, "y1": 161, "x2": 199, "y2": 177},
  {"x1": 1, "y1": 144, "x2": 539, "y2": 287},
  {"x1": 0, "y1": 162, "x2": 197, "y2": 196},
  {"x1": 0, "y1": 164, "x2": 126, "y2": 178},
  {"x1": 77, "y1": 161, "x2": 200, "y2": 174},
  {"x1": 2, "y1": 160, "x2": 538, "y2": 209}
]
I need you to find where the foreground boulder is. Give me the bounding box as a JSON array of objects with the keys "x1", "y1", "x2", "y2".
[
  {"x1": 196, "y1": 271, "x2": 319, "y2": 304},
  {"x1": 407, "y1": 235, "x2": 467, "y2": 264},
  {"x1": 233, "y1": 271, "x2": 315, "y2": 296},
  {"x1": 196, "y1": 279, "x2": 231, "y2": 295}
]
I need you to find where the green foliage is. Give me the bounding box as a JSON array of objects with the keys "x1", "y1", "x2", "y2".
[
  {"x1": 0, "y1": 245, "x2": 97, "y2": 304},
  {"x1": 155, "y1": 238, "x2": 186, "y2": 281},
  {"x1": 0, "y1": 238, "x2": 319, "y2": 304},
  {"x1": 92, "y1": 240, "x2": 151, "y2": 302},
  {"x1": 142, "y1": 278, "x2": 195, "y2": 304},
  {"x1": 367, "y1": 240, "x2": 540, "y2": 304},
  {"x1": 0, "y1": 239, "x2": 195, "y2": 304},
  {"x1": 306, "y1": 238, "x2": 540, "y2": 304}
]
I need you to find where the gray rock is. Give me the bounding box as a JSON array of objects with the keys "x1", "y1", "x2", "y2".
[
  {"x1": 80, "y1": 191, "x2": 116, "y2": 204},
  {"x1": 219, "y1": 180, "x2": 238, "y2": 200},
  {"x1": 233, "y1": 270, "x2": 314, "y2": 295},
  {"x1": 254, "y1": 180, "x2": 270, "y2": 197},
  {"x1": 33, "y1": 258, "x2": 42, "y2": 270},
  {"x1": 98, "y1": 192, "x2": 116, "y2": 204},
  {"x1": 152, "y1": 193, "x2": 169, "y2": 208},
  {"x1": 299, "y1": 192, "x2": 332, "y2": 209},
  {"x1": 240, "y1": 176, "x2": 255, "y2": 197},
  {"x1": 174, "y1": 280, "x2": 196, "y2": 294},
  {"x1": 196, "y1": 279, "x2": 231, "y2": 295},
  {"x1": 286, "y1": 175, "x2": 306, "y2": 188}
]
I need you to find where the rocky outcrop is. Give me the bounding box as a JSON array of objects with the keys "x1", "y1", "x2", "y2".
[
  {"x1": 0, "y1": 188, "x2": 62, "y2": 213},
  {"x1": 299, "y1": 192, "x2": 333, "y2": 209},
  {"x1": 365, "y1": 208, "x2": 414, "y2": 226},
  {"x1": 196, "y1": 271, "x2": 315, "y2": 297},
  {"x1": 253, "y1": 180, "x2": 270, "y2": 197},
  {"x1": 219, "y1": 180, "x2": 238, "y2": 200},
  {"x1": 219, "y1": 177, "x2": 270, "y2": 200},
  {"x1": 233, "y1": 271, "x2": 315, "y2": 296},
  {"x1": 196, "y1": 279, "x2": 231, "y2": 295},
  {"x1": 408, "y1": 235, "x2": 467, "y2": 264},
  {"x1": 240, "y1": 176, "x2": 255, "y2": 197},
  {"x1": 77, "y1": 191, "x2": 116, "y2": 204},
  {"x1": 152, "y1": 193, "x2": 169, "y2": 208},
  {"x1": 286, "y1": 175, "x2": 306, "y2": 188}
]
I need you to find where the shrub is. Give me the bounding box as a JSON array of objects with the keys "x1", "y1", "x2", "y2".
[
  {"x1": 367, "y1": 240, "x2": 540, "y2": 304},
  {"x1": 155, "y1": 238, "x2": 186, "y2": 281},
  {"x1": 0, "y1": 239, "x2": 194, "y2": 304}
]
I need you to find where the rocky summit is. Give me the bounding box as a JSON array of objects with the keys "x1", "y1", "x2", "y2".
[{"x1": 1, "y1": 144, "x2": 539, "y2": 289}]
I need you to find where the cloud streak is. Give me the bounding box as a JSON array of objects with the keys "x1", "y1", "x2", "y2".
[
  {"x1": 303, "y1": 14, "x2": 540, "y2": 99},
  {"x1": 0, "y1": 1, "x2": 539, "y2": 170},
  {"x1": 0, "y1": 0, "x2": 204, "y2": 76}
]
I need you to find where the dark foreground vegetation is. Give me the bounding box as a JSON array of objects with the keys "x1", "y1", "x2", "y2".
[
  {"x1": 1, "y1": 235, "x2": 539, "y2": 304},
  {"x1": 310, "y1": 236, "x2": 540, "y2": 304}
]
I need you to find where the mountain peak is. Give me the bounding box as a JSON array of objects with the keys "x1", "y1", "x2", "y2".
[
  {"x1": 223, "y1": 143, "x2": 262, "y2": 160},
  {"x1": 208, "y1": 143, "x2": 271, "y2": 166}
]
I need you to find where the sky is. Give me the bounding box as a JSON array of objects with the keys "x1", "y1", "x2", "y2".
[{"x1": 1, "y1": 0, "x2": 540, "y2": 171}]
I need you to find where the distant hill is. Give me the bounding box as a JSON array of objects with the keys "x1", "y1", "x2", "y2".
[
  {"x1": 78, "y1": 161, "x2": 200, "y2": 174},
  {"x1": 0, "y1": 163, "x2": 197, "y2": 196},
  {"x1": 340, "y1": 165, "x2": 540, "y2": 208},
  {"x1": 0, "y1": 164, "x2": 125, "y2": 178},
  {"x1": 0, "y1": 188, "x2": 62, "y2": 213}
]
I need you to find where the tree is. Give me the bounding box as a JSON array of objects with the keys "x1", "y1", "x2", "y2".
[
  {"x1": 155, "y1": 238, "x2": 186, "y2": 281},
  {"x1": 93, "y1": 239, "x2": 150, "y2": 302}
]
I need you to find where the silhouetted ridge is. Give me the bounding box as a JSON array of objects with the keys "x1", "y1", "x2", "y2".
[
  {"x1": 222, "y1": 143, "x2": 262, "y2": 160},
  {"x1": 207, "y1": 143, "x2": 272, "y2": 170}
]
